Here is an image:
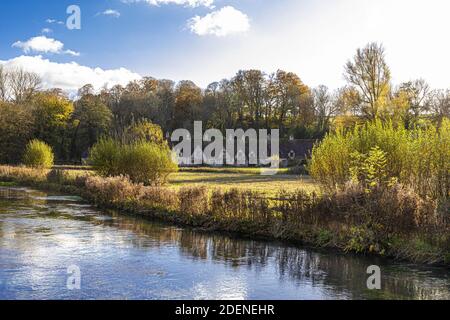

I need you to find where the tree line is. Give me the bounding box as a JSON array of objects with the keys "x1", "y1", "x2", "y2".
[{"x1": 0, "y1": 42, "x2": 448, "y2": 164}]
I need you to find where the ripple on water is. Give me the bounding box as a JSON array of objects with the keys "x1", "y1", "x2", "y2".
[{"x1": 0, "y1": 186, "x2": 449, "y2": 300}]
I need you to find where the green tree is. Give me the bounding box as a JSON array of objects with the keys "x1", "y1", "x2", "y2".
[
  {"x1": 70, "y1": 94, "x2": 112, "y2": 161},
  {"x1": 32, "y1": 91, "x2": 74, "y2": 159},
  {"x1": 0, "y1": 102, "x2": 34, "y2": 164}
]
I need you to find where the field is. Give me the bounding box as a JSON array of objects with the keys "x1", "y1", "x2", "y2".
[
  {"x1": 169, "y1": 169, "x2": 319, "y2": 196},
  {"x1": 53, "y1": 166, "x2": 320, "y2": 197}
]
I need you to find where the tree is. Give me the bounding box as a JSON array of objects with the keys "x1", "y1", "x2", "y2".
[
  {"x1": 0, "y1": 66, "x2": 7, "y2": 102},
  {"x1": 174, "y1": 80, "x2": 203, "y2": 130},
  {"x1": 0, "y1": 102, "x2": 34, "y2": 164},
  {"x1": 78, "y1": 84, "x2": 95, "y2": 97},
  {"x1": 8, "y1": 69, "x2": 41, "y2": 104},
  {"x1": 155, "y1": 79, "x2": 176, "y2": 132},
  {"x1": 392, "y1": 79, "x2": 430, "y2": 128},
  {"x1": 271, "y1": 70, "x2": 310, "y2": 135},
  {"x1": 232, "y1": 70, "x2": 267, "y2": 130},
  {"x1": 205, "y1": 79, "x2": 240, "y2": 132},
  {"x1": 312, "y1": 85, "x2": 338, "y2": 134},
  {"x1": 344, "y1": 43, "x2": 391, "y2": 120},
  {"x1": 427, "y1": 89, "x2": 450, "y2": 127},
  {"x1": 32, "y1": 91, "x2": 74, "y2": 158},
  {"x1": 70, "y1": 94, "x2": 112, "y2": 160},
  {"x1": 124, "y1": 119, "x2": 165, "y2": 145}
]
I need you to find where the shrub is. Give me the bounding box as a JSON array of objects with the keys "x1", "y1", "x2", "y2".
[
  {"x1": 88, "y1": 138, "x2": 122, "y2": 177},
  {"x1": 179, "y1": 187, "x2": 209, "y2": 217},
  {"x1": 407, "y1": 119, "x2": 450, "y2": 199},
  {"x1": 120, "y1": 141, "x2": 178, "y2": 185},
  {"x1": 309, "y1": 128, "x2": 352, "y2": 189},
  {"x1": 85, "y1": 175, "x2": 144, "y2": 207},
  {"x1": 141, "y1": 186, "x2": 179, "y2": 211},
  {"x1": 89, "y1": 138, "x2": 178, "y2": 186},
  {"x1": 310, "y1": 119, "x2": 449, "y2": 199},
  {"x1": 350, "y1": 146, "x2": 392, "y2": 192},
  {"x1": 22, "y1": 140, "x2": 54, "y2": 169},
  {"x1": 322, "y1": 181, "x2": 437, "y2": 234},
  {"x1": 123, "y1": 119, "x2": 165, "y2": 145}
]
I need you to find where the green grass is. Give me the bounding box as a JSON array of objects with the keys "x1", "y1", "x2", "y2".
[
  {"x1": 0, "y1": 181, "x2": 18, "y2": 187},
  {"x1": 53, "y1": 165, "x2": 318, "y2": 197},
  {"x1": 168, "y1": 171, "x2": 319, "y2": 197},
  {"x1": 177, "y1": 166, "x2": 291, "y2": 175}
]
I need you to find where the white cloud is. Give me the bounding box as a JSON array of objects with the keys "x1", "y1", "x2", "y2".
[
  {"x1": 41, "y1": 28, "x2": 52, "y2": 34},
  {"x1": 97, "y1": 9, "x2": 121, "y2": 18},
  {"x1": 46, "y1": 19, "x2": 64, "y2": 25},
  {"x1": 12, "y1": 36, "x2": 80, "y2": 56},
  {"x1": 188, "y1": 6, "x2": 250, "y2": 37},
  {"x1": 122, "y1": 0, "x2": 214, "y2": 8},
  {"x1": 0, "y1": 55, "x2": 142, "y2": 94}
]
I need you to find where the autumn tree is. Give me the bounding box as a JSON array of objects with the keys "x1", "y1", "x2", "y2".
[
  {"x1": 271, "y1": 70, "x2": 310, "y2": 135},
  {"x1": 205, "y1": 79, "x2": 240, "y2": 132},
  {"x1": 427, "y1": 89, "x2": 450, "y2": 127},
  {"x1": 32, "y1": 91, "x2": 74, "y2": 159},
  {"x1": 123, "y1": 119, "x2": 165, "y2": 145},
  {"x1": 232, "y1": 70, "x2": 267, "y2": 130},
  {"x1": 344, "y1": 43, "x2": 391, "y2": 120},
  {"x1": 312, "y1": 85, "x2": 339, "y2": 134},
  {"x1": 174, "y1": 80, "x2": 203, "y2": 130},
  {"x1": 392, "y1": 79, "x2": 430, "y2": 128},
  {"x1": 155, "y1": 79, "x2": 176, "y2": 131}
]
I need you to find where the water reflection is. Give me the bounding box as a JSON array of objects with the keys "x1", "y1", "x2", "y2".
[{"x1": 0, "y1": 187, "x2": 448, "y2": 300}]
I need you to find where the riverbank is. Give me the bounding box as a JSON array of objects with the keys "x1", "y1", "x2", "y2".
[
  {"x1": 2, "y1": 186, "x2": 448, "y2": 300},
  {"x1": 0, "y1": 165, "x2": 448, "y2": 266}
]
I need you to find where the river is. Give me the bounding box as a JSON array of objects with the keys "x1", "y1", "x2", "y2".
[{"x1": 0, "y1": 186, "x2": 448, "y2": 300}]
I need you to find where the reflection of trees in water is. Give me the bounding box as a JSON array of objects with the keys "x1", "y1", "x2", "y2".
[
  {"x1": 0, "y1": 188, "x2": 47, "y2": 208},
  {"x1": 1, "y1": 188, "x2": 448, "y2": 300},
  {"x1": 104, "y1": 213, "x2": 450, "y2": 300}
]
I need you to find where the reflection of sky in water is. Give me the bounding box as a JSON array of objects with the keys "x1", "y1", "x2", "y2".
[{"x1": 0, "y1": 187, "x2": 448, "y2": 300}]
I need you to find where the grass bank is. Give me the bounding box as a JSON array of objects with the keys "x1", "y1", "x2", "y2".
[
  {"x1": 52, "y1": 165, "x2": 319, "y2": 197},
  {"x1": 0, "y1": 165, "x2": 448, "y2": 266}
]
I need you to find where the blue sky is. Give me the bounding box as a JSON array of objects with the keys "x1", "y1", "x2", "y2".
[{"x1": 1, "y1": 0, "x2": 449, "y2": 93}]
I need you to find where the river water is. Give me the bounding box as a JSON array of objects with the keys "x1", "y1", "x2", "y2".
[{"x1": 0, "y1": 186, "x2": 448, "y2": 300}]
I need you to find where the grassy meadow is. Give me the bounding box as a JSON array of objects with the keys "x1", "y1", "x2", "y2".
[
  {"x1": 169, "y1": 169, "x2": 319, "y2": 196},
  {"x1": 51, "y1": 166, "x2": 320, "y2": 197}
]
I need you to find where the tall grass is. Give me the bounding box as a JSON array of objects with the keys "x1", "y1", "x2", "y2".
[
  {"x1": 310, "y1": 119, "x2": 450, "y2": 199},
  {"x1": 1, "y1": 164, "x2": 448, "y2": 264}
]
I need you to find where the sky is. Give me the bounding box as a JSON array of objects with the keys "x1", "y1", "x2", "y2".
[{"x1": 0, "y1": 0, "x2": 449, "y2": 93}]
